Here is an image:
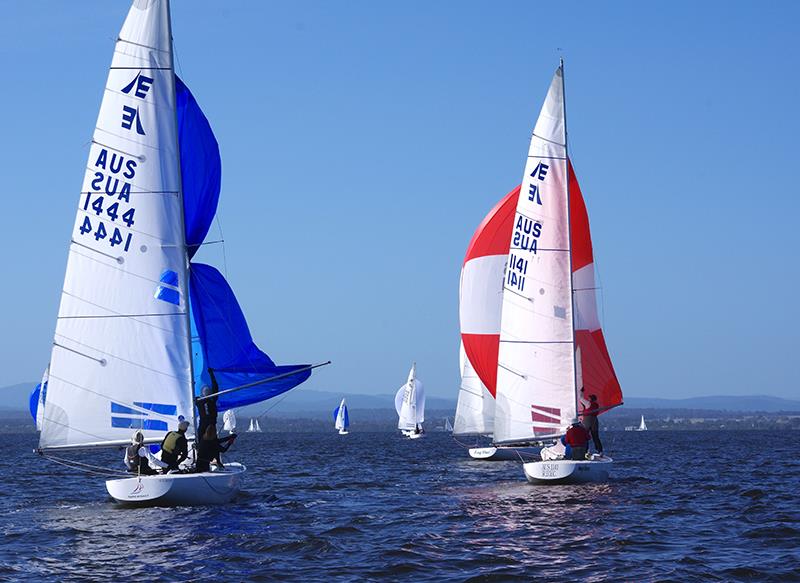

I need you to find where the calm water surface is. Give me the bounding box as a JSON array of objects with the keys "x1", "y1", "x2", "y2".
[{"x1": 1, "y1": 429, "x2": 798, "y2": 581}]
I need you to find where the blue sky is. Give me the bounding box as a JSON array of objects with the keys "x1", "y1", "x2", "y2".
[{"x1": 1, "y1": 1, "x2": 798, "y2": 400}]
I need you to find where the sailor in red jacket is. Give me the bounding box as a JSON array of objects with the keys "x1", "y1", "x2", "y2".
[
  {"x1": 580, "y1": 387, "x2": 604, "y2": 454},
  {"x1": 562, "y1": 418, "x2": 590, "y2": 460}
]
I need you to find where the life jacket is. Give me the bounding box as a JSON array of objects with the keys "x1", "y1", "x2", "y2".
[
  {"x1": 126, "y1": 443, "x2": 148, "y2": 472},
  {"x1": 161, "y1": 431, "x2": 181, "y2": 454}
]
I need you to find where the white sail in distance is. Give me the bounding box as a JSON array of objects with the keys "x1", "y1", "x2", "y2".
[
  {"x1": 494, "y1": 64, "x2": 577, "y2": 445},
  {"x1": 335, "y1": 398, "x2": 348, "y2": 431},
  {"x1": 395, "y1": 363, "x2": 425, "y2": 430},
  {"x1": 39, "y1": 0, "x2": 193, "y2": 450}
]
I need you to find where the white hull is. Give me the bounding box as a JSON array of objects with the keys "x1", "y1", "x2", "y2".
[
  {"x1": 401, "y1": 430, "x2": 424, "y2": 439},
  {"x1": 468, "y1": 446, "x2": 541, "y2": 461},
  {"x1": 106, "y1": 463, "x2": 246, "y2": 506},
  {"x1": 338, "y1": 429, "x2": 349, "y2": 435},
  {"x1": 523, "y1": 457, "x2": 612, "y2": 484}
]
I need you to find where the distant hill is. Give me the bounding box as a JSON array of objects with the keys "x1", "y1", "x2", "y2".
[
  {"x1": 2, "y1": 380, "x2": 798, "y2": 416},
  {"x1": 236, "y1": 389, "x2": 455, "y2": 419},
  {"x1": 0, "y1": 383, "x2": 34, "y2": 412},
  {"x1": 623, "y1": 395, "x2": 800, "y2": 413}
]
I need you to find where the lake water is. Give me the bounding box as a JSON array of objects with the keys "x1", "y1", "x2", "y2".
[{"x1": 1, "y1": 428, "x2": 798, "y2": 581}]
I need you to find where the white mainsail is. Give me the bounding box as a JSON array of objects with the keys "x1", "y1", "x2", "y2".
[
  {"x1": 638, "y1": 415, "x2": 647, "y2": 431},
  {"x1": 39, "y1": 0, "x2": 193, "y2": 450},
  {"x1": 453, "y1": 342, "x2": 494, "y2": 436},
  {"x1": 395, "y1": 363, "x2": 425, "y2": 430},
  {"x1": 254, "y1": 419, "x2": 262, "y2": 432},
  {"x1": 247, "y1": 419, "x2": 255, "y2": 432},
  {"x1": 494, "y1": 65, "x2": 576, "y2": 444}
]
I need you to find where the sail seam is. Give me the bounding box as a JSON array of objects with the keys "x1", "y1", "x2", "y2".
[
  {"x1": 66, "y1": 249, "x2": 180, "y2": 288},
  {"x1": 500, "y1": 340, "x2": 574, "y2": 344},
  {"x1": 116, "y1": 37, "x2": 170, "y2": 53},
  {"x1": 110, "y1": 66, "x2": 171, "y2": 70},
  {"x1": 90, "y1": 140, "x2": 146, "y2": 161},
  {"x1": 58, "y1": 312, "x2": 185, "y2": 320},
  {"x1": 60, "y1": 290, "x2": 188, "y2": 336},
  {"x1": 70, "y1": 239, "x2": 121, "y2": 262},
  {"x1": 53, "y1": 335, "x2": 189, "y2": 382},
  {"x1": 529, "y1": 132, "x2": 565, "y2": 147},
  {"x1": 53, "y1": 342, "x2": 106, "y2": 365},
  {"x1": 74, "y1": 207, "x2": 175, "y2": 244},
  {"x1": 47, "y1": 372, "x2": 186, "y2": 422}
]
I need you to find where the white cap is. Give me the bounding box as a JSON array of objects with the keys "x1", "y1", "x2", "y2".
[
  {"x1": 131, "y1": 430, "x2": 144, "y2": 444},
  {"x1": 178, "y1": 420, "x2": 190, "y2": 431}
]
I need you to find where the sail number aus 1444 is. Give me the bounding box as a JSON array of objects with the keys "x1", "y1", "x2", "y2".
[{"x1": 76, "y1": 148, "x2": 138, "y2": 253}]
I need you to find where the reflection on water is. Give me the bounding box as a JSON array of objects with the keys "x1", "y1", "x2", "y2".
[{"x1": 1, "y1": 429, "x2": 798, "y2": 581}]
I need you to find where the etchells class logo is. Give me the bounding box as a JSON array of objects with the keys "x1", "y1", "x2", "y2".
[
  {"x1": 120, "y1": 71, "x2": 154, "y2": 136},
  {"x1": 111, "y1": 401, "x2": 177, "y2": 432},
  {"x1": 130, "y1": 481, "x2": 145, "y2": 495}
]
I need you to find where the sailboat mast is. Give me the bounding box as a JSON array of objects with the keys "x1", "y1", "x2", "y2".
[
  {"x1": 560, "y1": 57, "x2": 580, "y2": 420},
  {"x1": 165, "y1": 0, "x2": 198, "y2": 435}
]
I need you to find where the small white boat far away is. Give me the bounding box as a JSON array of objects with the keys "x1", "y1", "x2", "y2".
[
  {"x1": 396, "y1": 363, "x2": 425, "y2": 438},
  {"x1": 334, "y1": 398, "x2": 350, "y2": 435}
]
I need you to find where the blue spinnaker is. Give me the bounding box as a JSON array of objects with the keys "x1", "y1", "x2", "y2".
[
  {"x1": 176, "y1": 75, "x2": 221, "y2": 258},
  {"x1": 29, "y1": 384, "x2": 40, "y2": 422},
  {"x1": 189, "y1": 263, "x2": 311, "y2": 410}
]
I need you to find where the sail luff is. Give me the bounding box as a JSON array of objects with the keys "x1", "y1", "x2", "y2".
[
  {"x1": 165, "y1": 0, "x2": 198, "y2": 436},
  {"x1": 561, "y1": 59, "x2": 580, "y2": 420}
]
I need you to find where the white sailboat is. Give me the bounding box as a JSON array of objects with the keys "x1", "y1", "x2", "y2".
[
  {"x1": 246, "y1": 418, "x2": 263, "y2": 433},
  {"x1": 444, "y1": 417, "x2": 453, "y2": 433},
  {"x1": 31, "y1": 0, "x2": 324, "y2": 506},
  {"x1": 334, "y1": 398, "x2": 350, "y2": 435},
  {"x1": 395, "y1": 363, "x2": 426, "y2": 438},
  {"x1": 461, "y1": 60, "x2": 623, "y2": 482},
  {"x1": 637, "y1": 415, "x2": 648, "y2": 431}
]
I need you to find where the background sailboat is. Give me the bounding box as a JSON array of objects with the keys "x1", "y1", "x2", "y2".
[
  {"x1": 30, "y1": 0, "x2": 322, "y2": 505},
  {"x1": 396, "y1": 363, "x2": 425, "y2": 438},
  {"x1": 334, "y1": 398, "x2": 350, "y2": 435}
]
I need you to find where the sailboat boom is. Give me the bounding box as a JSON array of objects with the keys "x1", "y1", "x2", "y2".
[{"x1": 196, "y1": 361, "x2": 331, "y2": 402}]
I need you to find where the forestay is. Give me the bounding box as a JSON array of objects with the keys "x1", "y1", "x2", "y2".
[
  {"x1": 39, "y1": 0, "x2": 193, "y2": 450},
  {"x1": 494, "y1": 65, "x2": 575, "y2": 444}
]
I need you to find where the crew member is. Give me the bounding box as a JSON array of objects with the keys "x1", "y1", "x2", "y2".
[
  {"x1": 580, "y1": 388, "x2": 604, "y2": 454},
  {"x1": 124, "y1": 431, "x2": 167, "y2": 475},
  {"x1": 562, "y1": 418, "x2": 590, "y2": 460},
  {"x1": 196, "y1": 368, "x2": 219, "y2": 437},
  {"x1": 195, "y1": 425, "x2": 236, "y2": 473},
  {"x1": 160, "y1": 420, "x2": 190, "y2": 472}
]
